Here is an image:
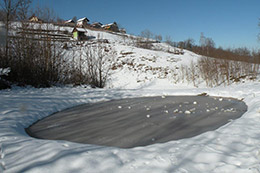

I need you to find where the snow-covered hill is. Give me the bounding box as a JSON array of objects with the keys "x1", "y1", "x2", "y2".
[
  {"x1": 6, "y1": 21, "x2": 205, "y2": 88},
  {"x1": 57, "y1": 24, "x2": 202, "y2": 89}
]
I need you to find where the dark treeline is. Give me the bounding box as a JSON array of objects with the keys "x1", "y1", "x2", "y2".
[
  {"x1": 170, "y1": 33, "x2": 260, "y2": 64},
  {"x1": 140, "y1": 29, "x2": 260, "y2": 64}
]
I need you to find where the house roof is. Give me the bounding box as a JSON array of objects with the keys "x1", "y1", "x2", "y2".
[
  {"x1": 29, "y1": 14, "x2": 36, "y2": 20},
  {"x1": 91, "y1": 22, "x2": 103, "y2": 25},
  {"x1": 102, "y1": 22, "x2": 118, "y2": 28},
  {"x1": 77, "y1": 17, "x2": 89, "y2": 22},
  {"x1": 28, "y1": 14, "x2": 43, "y2": 22},
  {"x1": 72, "y1": 27, "x2": 88, "y2": 33},
  {"x1": 65, "y1": 19, "x2": 75, "y2": 23}
]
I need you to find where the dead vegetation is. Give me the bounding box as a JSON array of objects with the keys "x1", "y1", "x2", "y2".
[
  {"x1": 177, "y1": 57, "x2": 260, "y2": 87},
  {"x1": 0, "y1": 21, "x2": 115, "y2": 88}
]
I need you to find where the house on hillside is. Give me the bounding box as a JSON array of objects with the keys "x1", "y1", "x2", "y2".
[
  {"x1": 102, "y1": 22, "x2": 119, "y2": 32},
  {"x1": 29, "y1": 14, "x2": 43, "y2": 23},
  {"x1": 119, "y1": 28, "x2": 126, "y2": 34},
  {"x1": 72, "y1": 27, "x2": 88, "y2": 41},
  {"x1": 77, "y1": 17, "x2": 89, "y2": 28},
  {"x1": 64, "y1": 19, "x2": 75, "y2": 26},
  {"x1": 90, "y1": 22, "x2": 103, "y2": 29}
]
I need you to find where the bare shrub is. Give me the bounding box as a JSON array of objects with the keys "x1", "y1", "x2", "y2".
[
  {"x1": 0, "y1": 19, "x2": 116, "y2": 88},
  {"x1": 180, "y1": 65, "x2": 186, "y2": 83},
  {"x1": 66, "y1": 42, "x2": 116, "y2": 88},
  {"x1": 177, "y1": 55, "x2": 259, "y2": 88},
  {"x1": 135, "y1": 36, "x2": 153, "y2": 49},
  {"x1": 85, "y1": 44, "x2": 116, "y2": 88},
  {"x1": 0, "y1": 21, "x2": 80, "y2": 87},
  {"x1": 197, "y1": 57, "x2": 260, "y2": 87}
]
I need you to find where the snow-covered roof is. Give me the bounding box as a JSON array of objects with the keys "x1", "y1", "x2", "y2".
[
  {"x1": 102, "y1": 22, "x2": 118, "y2": 28},
  {"x1": 77, "y1": 17, "x2": 89, "y2": 22},
  {"x1": 28, "y1": 15, "x2": 43, "y2": 22},
  {"x1": 72, "y1": 27, "x2": 87, "y2": 33},
  {"x1": 28, "y1": 14, "x2": 37, "y2": 20},
  {"x1": 65, "y1": 19, "x2": 74, "y2": 23},
  {"x1": 91, "y1": 22, "x2": 103, "y2": 25}
]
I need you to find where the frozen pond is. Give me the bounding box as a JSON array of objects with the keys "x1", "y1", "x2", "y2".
[{"x1": 26, "y1": 95, "x2": 247, "y2": 148}]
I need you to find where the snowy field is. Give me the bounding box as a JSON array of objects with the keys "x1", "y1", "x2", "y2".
[
  {"x1": 1, "y1": 81, "x2": 260, "y2": 173},
  {"x1": 1, "y1": 23, "x2": 260, "y2": 172}
]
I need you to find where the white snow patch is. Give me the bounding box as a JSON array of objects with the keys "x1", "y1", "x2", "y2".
[{"x1": 185, "y1": 110, "x2": 191, "y2": 114}]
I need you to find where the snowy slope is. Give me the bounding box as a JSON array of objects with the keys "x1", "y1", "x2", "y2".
[
  {"x1": 108, "y1": 44, "x2": 200, "y2": 89},
  {"x1": 8, "y1": 21, "x2": 203, "y2": 88},
  {"x1": 56, "y1": 25, "x2": 202, "y2": 89},
  {"x1": 1, "y1": 24, "x2": 260, "y2": 173}
]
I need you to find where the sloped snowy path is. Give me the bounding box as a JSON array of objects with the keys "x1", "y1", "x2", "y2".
[{"x1": 1, "y1": 83, "x2": 260, "y2": 173}]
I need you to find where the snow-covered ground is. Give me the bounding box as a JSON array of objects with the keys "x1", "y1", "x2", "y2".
[
  {"x1": 1, "y1": 82, "x2": 260, "y2": 173},
  {"x1": 1, "y1": 24, "x2": 260, "y2": 172}
]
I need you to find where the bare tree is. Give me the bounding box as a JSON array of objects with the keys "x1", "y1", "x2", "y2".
[
  {"x1": 16, "y1": 0, "x2": 31, "y2": 21},
  {"x1": 85, "y1": 44, "x2": 116, "y2": 88},
  {"x1": 0, "y1": 9, "x2": 5, "y2": 21},
  {"x1": 164, "y1": 35, "x2": 177, "y2": 53},
  {"x1": 140, "y1": 29, "x2": 153, "y2": 40},
  {"x1": 258, "y1": 18, "x2": 260, "y2": 42},
  {"x1": 0, "y1": 23, "x2": 6, "y2": 46},
  {"x1": 165, "y1": 35, "x2": 174, "y2": 46},
  {"x1": 183, "y1": 38, "x2": 194, "y2": 50},
  {"x1": 199, "y1": 32, "x2": 215, "y2": 55},
  {"x1": 33, "y1": 5, "x2": 57, "y2": 23},
  {"x1": 136, "y1": 29, "x2": 154, "y2": 49},
  {"x1": 0, "y1": 0, "x2": 31, "y2": 58},
  {"x1": 155, "y1": 34, "x2": 162, "y2": 42},
  {"x1": 199, "y1": 32, "x2": 206, "y2": 47}
]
